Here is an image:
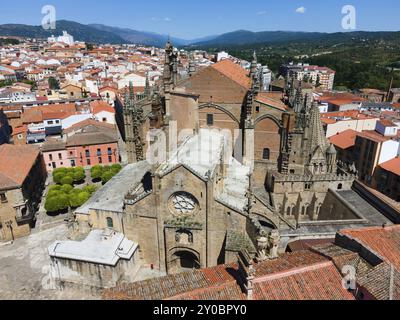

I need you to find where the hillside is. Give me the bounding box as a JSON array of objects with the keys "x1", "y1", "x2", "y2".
[
  {"x1": 192, "y1": 30, "x2": 400, "y2": 48},
  {"x1": 0, "y1": 20, "x2": 127, "y2": 44}
]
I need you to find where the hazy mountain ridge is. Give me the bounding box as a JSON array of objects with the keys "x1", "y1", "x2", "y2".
[
  {"x1": 1, "y1": 20, "x2": 399, "y2": 48},
  {"x1": 191, "y1": 29, "x2": 400, "y2": 47},
  {"x1": 0, "y1": 20, "x2": 127, "y2": 44}
]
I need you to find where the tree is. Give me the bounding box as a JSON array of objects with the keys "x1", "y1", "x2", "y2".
[
  {"x1": 47, "y1": 189, "x2": 61, "y2": 198},
  {"x1": 45, "y1": 194, "x2": 69, "y2": 213},
  {"x1": 316, "y1": 74, "x2": 321, "y2": 88},
  {"x1": 101, "y1": 171, "x2": 114, "y2": 184},
  {"x1": 45, "y1": 196, "x2": 61, "y2": 213},
  {"x1": 48, "y1": 77, "x2": 60, "y2": 90},
  {"x1": 58, "y1": 193, "x2": 70, "y2": 210},
  {"x1": 60, "y1": 184, "x2": 73, "y2": 194},
  {"x1": 60, "y1": 175, "x2": 74, "y2": 186},
  {"x1": 111, "y1": 164, "x2": 122, "y2": 172},
  {"x1": 77, "y1": 191, "x2": 91, "y2": 205},
  {"x1": 53, "y1": 172, "x2": 65, "y2": 184},
  {"x1": 72, "y1": 167, "x2": 85, "y2": 183},
  {"x1": 90, "y1": 165, "x2": 103, "y2": 180},
  {"x1": 83, "y1": 185, "x2": 98, "y2": 195}
]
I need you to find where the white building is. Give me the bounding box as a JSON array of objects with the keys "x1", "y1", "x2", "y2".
[
  {"x1": 375, "y1": 120, "x2": 400, "y2": 137},
  {"x1": 117, "y1": 72, "x2": 146, "y2": 90},
  {"x1": 48, "y1": 229, "x2": 139, "y2": 288},
  {"x1": 48, "y1": 31, "x2": 75, "y2": 46},
  {"x1": 216, "y1": 51, "x2": 229, "y2": 62}
]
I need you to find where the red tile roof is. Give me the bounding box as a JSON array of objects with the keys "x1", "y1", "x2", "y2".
[
  {"x1": 90, "y1": 100, "x2": 115, "y2": 114},
  {"x1": 340, "y1": 225, "x2": 400, "y2": 270},
  {"x1": 103, "y1": 250, "x2": 354, "y2": 300},
  {"x1": 253, "y1": 261, "x2": 354, "y2": 300},
  {"x1": 255, "y1": 92, "x2": 287, "y2": 111},
  {"x1": 0, "y1": 144, "x2": 40, "y2": 189},
  {"x1": 357, "y1": 130, "x2": 389, "y2": 143},
  {"x1": 379, "y1": 157, "x2": 400, "y2": 176},
  {"x1": 211, "y1": 59, "x2": 251, "y2": 90},
  {"x1": 329, "y1": 129, "x2": 358, "y2": 149}
]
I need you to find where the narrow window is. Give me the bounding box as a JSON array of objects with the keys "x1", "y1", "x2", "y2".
[
  {"x1": 106, "y1": 217, "x2": 114, "y2": 228},
  {"x1": 262, "y1": 148, "x2": 270, "y2": 160},
  {"x1": 206, "y1": 114, "x2": 214, "y2": 126}
]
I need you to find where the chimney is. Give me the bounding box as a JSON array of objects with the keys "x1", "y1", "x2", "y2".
[{"x1": 237, "y1": 250, "x2": 255, "y2": 300}]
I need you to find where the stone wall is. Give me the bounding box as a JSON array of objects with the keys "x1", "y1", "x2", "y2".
[{"x1": 50, "y1": 251, "x2": 140, "y2": 289}]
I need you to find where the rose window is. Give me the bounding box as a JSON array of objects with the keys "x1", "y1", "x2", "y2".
[{"x1": 170, "y1": 192, "x2": 198, "y2": 215}]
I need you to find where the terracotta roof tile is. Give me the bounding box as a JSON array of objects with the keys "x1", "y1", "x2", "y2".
[
  {"x1": 329, "y1": 129, "x2": 358, "y2": 149},
  {"x1": 340, "y1": 225, "x2": 400, "y2": 270},
  {"x1": 255, "y1": 92, "x2": 287, "y2": 111},
  {"x1": 253, "y1": 262, "x2": 354, "y2": 300},
  {"x1": 379, "y1": 157, "x2": 400, "y2": 176},
  {"x1": 0, "y1": 144, "x2": 40, "y2": 189},
  {"x1": 211, "y1": 59, "x2": 251, "y2": 89}
]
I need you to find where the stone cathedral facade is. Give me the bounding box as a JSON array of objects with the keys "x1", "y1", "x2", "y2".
[{"x1": 72, "y1": 41, "x2": 391, "y2": 275}]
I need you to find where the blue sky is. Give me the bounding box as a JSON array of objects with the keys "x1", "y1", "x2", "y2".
[{"x1": 1, "y1": 0, "x2": 399, "y2": 39}]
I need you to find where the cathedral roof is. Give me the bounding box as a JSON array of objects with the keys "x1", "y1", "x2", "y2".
[
  {"x1": 157, "y1": 129, "x2": 226, "y2": 180},
  {"x1": 75, "y1": 161, "x2": 151, "y2": 215},
  {"x1": 103, "y1": 250, "x2": 354, "y2": 300},
  {"x1": 176, "y1": 60, "x2": 250, "y2": 104},
  {"x1": 210, "y1": 59, "x2": 251, "y2": 90}
]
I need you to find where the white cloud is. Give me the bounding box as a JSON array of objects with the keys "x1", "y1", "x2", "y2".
[
  {"x1": 150, "y1": 17, "x2": 172, "y2": 22},
  {"x1": 295, "y1": 6, "x2": 306, "y2": 14},
  {"x1": 257, "y1": 10, "x2": 267, "y2": 15}
]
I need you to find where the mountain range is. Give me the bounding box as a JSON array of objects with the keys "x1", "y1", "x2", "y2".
[{"x1": 0, "y1": 20, "x2": 399, "y2": 48}]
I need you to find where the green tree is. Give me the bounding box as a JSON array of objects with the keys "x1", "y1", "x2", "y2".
[
  {"x1": 45, "y1": 196, "x2": 61, "y2": 213},
  {"x1": 58, "y1": 193, "x2": 70, "y2": 210},
  {"x1": 111, "y1": 164, "x2": 122, "y2": 172},
  {"x1": 48, "y1": 77, "x2": 60, "y2": 90},
  {"x1": 101, "y1": 171, "x2": 114, "y2": 184},
  {"x1": 53, "y1": 172, "x2": 65, "y2": 184},
  {"x1": 47, "y1": 189, "x2": 61, "y2": 198},
  {"x1": 82, "y1": 185, "x2": 98, "y2": 195},
  {"x1": 60, "y1": 184, "x2": 74, "y2": 194},
  {"x1": 77, "y1": 191, "x2": 91, "y2": 205},
  {"x1": 68, "y1": 191, "x2": 89, "y2": 208},
  {"x1": 315, "y1": 74, "x2": 321, "y2": 88},
  {"x1": 90, "y1": 165, "x2": 103, "y2": 180},
  {"x1": 72, "y1": 168, "x2": 85, "y2": 183},
  {"x1": 60, "y1": 175, "x2": 74, "y2": 186}
]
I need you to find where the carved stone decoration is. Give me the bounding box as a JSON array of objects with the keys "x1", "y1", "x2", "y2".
[
  {"x1": 255, "y1": 236, "x2": 268, "y2": 262},
  {"x1": 268, "y1": 230, "x2": 280, "y2": 259},
  {"x1": 169, "y1": 192, "x2": 198, "y2": 216}
]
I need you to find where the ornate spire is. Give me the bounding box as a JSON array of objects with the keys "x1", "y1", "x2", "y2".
[
  {"x1": 250, "y1": 51, "x2": 258, "y2": 77},
  {"x1": 306, "y1": 101, "x2": 329, "y2": 154},
  {"x1": 123, "y1": 86, "x2": 131, "y2": 111},
  {"x1": 145, "y1": 73, "x2": 150, "y2": 98}
]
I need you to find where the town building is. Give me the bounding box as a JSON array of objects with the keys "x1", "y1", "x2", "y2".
[
  {"x1": 48, "y1": 229, "x2": 139, "y2": 289},
  {"x1": 374, "y1": 157, "x2": 400, "y2": 201},
  {"x1": 280, "y1": 63, "x2": 336, "y2": 91},
  {"x1": 0, "y1": 144, "x2": 47, "y2": 241},
  {"x1": 354, "y1": 130, "x2": 399, "y2": 185},
  {"x1": 41, "y1": 124, "x2": 119, "y2": 171},
  {"x1": 0, "y1": 109, "x2": 11, "y2": 144}
]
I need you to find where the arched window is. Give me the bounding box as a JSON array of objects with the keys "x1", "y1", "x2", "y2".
[
  {"x1": 106, "y1": 217, "x2": 114, "y2": 229},
  {"x1": 263, "y1": 148, "x2": 270, "y2": 160},
  {"x1": 176, "y1": 229, "x2": 193, "y2": 244},
  {"x1": 338, "y1": 183, "x2": 343, "y2": 190}
]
